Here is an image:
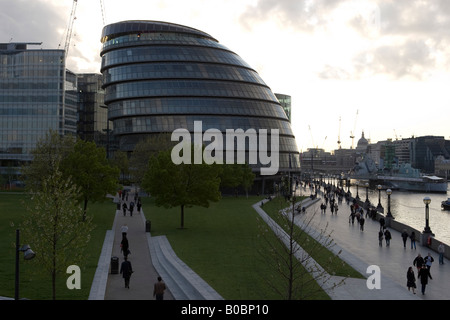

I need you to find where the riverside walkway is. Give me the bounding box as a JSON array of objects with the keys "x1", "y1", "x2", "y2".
[{"x1": 281, "y1": 194, "x2": 450, "y2": 300}]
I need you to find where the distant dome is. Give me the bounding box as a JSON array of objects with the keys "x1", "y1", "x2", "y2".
[{"x1": 356, "y1": 131, "x2": 368, "y2": 151}]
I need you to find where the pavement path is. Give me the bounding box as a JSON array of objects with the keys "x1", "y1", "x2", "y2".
[
  {"x1": 103, "y1": 194, "x2": 174, "y2": 300},
  {"x1": 287, "y1": 192, "x2": 450, "y2": 300}
]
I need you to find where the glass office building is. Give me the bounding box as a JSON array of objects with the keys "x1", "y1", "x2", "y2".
[
  {"x1": 100, "y1": 21, "x2": 299, "y2": 173},
  {"x1": 77, "y1": 73, "x2": 114, "y2": 153},
  {"x1": 0, "y1": 42, "x2": 77, "y2": 174},
  {"x1": 275, "y1": 93, "x2": 292, "y2": 122}
]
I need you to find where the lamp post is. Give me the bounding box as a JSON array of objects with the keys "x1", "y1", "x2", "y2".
[
  {"x1": 365, "y1": 182, "x2": 369, "y2": 202},
  {"x1": 386, "y1": 189, "x2": 393, "y2": 218},
  {"x1": 15, "y1": 229, "x2": 35, "y2": 300},
  {"x1": 355, "y1": 182, "x2": 360, "y2": 200},
  {"x1": 376, "y1": 184, "x2": 383, "y2": 211},
  {"x1": 347, "y1": 178, "x2": 350, "y2": 193},
  {"x1": 364, "y1": 182, "x2": 370, "y2": 209},
  {"x1": 423, "y1": 197, "x2": 432, "y2": 234}
]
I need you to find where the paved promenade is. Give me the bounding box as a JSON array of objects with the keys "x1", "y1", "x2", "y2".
[
  {"x1": 289, "y1": 194, "x2": 450, "y2": 300},
  {"x1": 103, "y1": 202, "x2": 174, "y2": 300},
  {"x1": 89, "y1": 189, "x2": 450, "y2": 301}
]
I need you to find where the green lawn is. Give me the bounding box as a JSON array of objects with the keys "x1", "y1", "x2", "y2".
[
  {"x1": 142, "y1": 195, "x2": 332, "y2": 299},
  {"x1": 0, "y1": 193, "x2": 116, "y2": 300},
  {"x1": 1, "y1": 192, "x2": 362, "y2": 300}
]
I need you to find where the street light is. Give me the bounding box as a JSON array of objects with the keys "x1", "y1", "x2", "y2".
[
  {"x1": 423, "y1": 197, "x2": 432, "y2": 234},
  {"x1": 15, "y1": 229, "x2": 35, "y2": 300},
  {"x1": 376, "y1": 184, "x2": 383, "y2": 211},
  {"x1": 386, "y1": 189, "x2": 393, "y2": 218}
]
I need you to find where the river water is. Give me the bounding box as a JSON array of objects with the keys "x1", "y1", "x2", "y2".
[{"x1": 347, "y1": 183, "x2": 450, "y2": 245}]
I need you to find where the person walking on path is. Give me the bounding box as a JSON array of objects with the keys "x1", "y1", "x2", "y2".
[
  {"x1": 359, "y1": 215, "x2": 365, "y2": 231},
  {"x1": 413, "y1": 253, "x2": 424, "y2": 273},
  {"x1": 120, "y1": 223, "x2": 128, "y2": 237},
  {"x1": 379, "y1": 216, "x2": 385, "y2": 231},
  {"x1": 424, "y1": 252, "x2": 434, "y2": 276},
  {"x1": 121, "y1": 234, "x2": 130, "y2": 259},
  {"x1": 401, "y1": 229, "x2": 409, "y2": 248},
  {"x1": 406, "y1": 266, "x2": 416, "y2": 294},
  {"x1": 378, "y1": 230, "x2": 384, "y2": 247},
  {"x1": 438, "y1": 242, "x2": 445, "y2": 265},
  {"x1": 417, "y1": 266, "x2": 432, "y2": 295},
  {"x1": 410, "y1": 231, "x2": 417, "y2": 249},
  {"x1": 122, "y1": 202, "x2": 128, "y2": 216},
  {"x1": 384, "y1": 229, "x2": 392, "y2": 246},
  {"x1": 153, "y1": 276, "x2": 167, "y2": 300},
  {"x1": 120, "y1": 256, "x2": 133, "y2": 289}
]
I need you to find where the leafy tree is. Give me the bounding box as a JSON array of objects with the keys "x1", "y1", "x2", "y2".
[
  {"x1": 110, "y1": 150, "x2": 130, "y2": 185},
  {"x1": 21, "y1": 130, "x2": 76, "y2": 191},
  {"x1": 61, "y1": 139, "x2": 119, "y2": 221},
  {"x1": 129, "y1": 134, "x2": 173, "y2": 185},
  {"x1": 22, "y1": 167, "x2": 95, "y2": 300},
  {"x1": 240, "y1": 163, "x2": 255, "y2": 198},
  {"x1": 142, "y1": 147, "x2": 221, "y2": 228},
  {"x1": 219, "y1": 163, "x2": 255, "y2": 197}
]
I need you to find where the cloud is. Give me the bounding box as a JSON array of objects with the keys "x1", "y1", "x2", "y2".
[
  {"x1": 0, "y1": 0, "x2": 66, "y2": 49},
  {"x1": 241, "y1": 0, "x2": 450, "y2": 80}
]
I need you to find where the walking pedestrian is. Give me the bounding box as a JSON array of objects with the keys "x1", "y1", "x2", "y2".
[
  {"x1": 121, "y1": 234, "x2": 130, "y2": 259},
  {"x1": 413, "y1": 253, "x2": 424, "y2": 272},
  {"x1": 406, "y1": 266, "x2": 416, "y2": 294},
  {"x1": 120, "y1": 256, "x2": 133, "y2": 289},
  {"x1": 378, "y1": 230, "x2": 384, "y2": 247},
  {"x1": 410, "y1": 231, "x2": 416, "y2": 249},
  {"x1": 129, "y1": 201, "x2": 134, "y2": 216},
  {"x1": 438, "y1": 242, "x2": 445, "y2": 265},
  {"x1": 153, "y1": 276, "x2": 167, "y2": 300},
  {"x1": 401, "y1": 229, "x2": 409, "y2": 248},
  {"x1": 417, "y1": 266, "x2": 432, "y2": 295},
  {"x1": 359, "y1": 215, "x2": 365, "y2": 231},
  {"x1": 120, "y1": 223, "x2": 128, "y2": 237},
  {"x1": 379, "y1": 216, "x2": 385, "y2": 231},
  {"x1": 424, "y1": 252, "x2": 434, "y2": 276},
  {"x1": 122, "y1": 202, "x2": 128, "y2": 216},
  {"x1": 384, "y1": 229, "x2": 392, "y2": 246},
  {"x1": 137, "y1": 200, "x2": 142, "y2": 214}
]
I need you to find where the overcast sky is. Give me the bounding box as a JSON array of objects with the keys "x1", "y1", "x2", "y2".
[{"x1": 2, "y1": 0, "x2": 449, "y2": 152}]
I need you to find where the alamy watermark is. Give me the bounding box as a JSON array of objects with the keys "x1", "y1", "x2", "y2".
[{"x1": 171, "y1": 121, "x2": 279, "y2": 175}]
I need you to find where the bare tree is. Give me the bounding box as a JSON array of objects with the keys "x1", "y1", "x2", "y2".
[{"x1": 256, "y1": 195, "x2": 345, "y2": 300}]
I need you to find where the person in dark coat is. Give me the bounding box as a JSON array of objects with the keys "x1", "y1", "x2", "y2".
[
  {"x1": 401, "y1": 230, "x2": 409, "y2": 248},
  {"x1": 121, "y1": 234, "x2": 130, "y2": 259},
  {"x1": 418, "y1": 266, "x2": 432, "y2": 295},
  {"x1": 120, "y1": 256, "x2": 133, "y2": 288},
  {"x1": 406, "y1": 266, "x2": 416, "y2": 294},
  {"x1": 413, "y1": 253, "x2": 424, "y2": 272}
]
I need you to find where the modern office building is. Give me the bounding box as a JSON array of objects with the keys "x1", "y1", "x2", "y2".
[
  {"x1": 0, "y1": 42, "x2": 77, "y2": 176},
  {"x1": 275, "y1": 93, "x2": 291, "y2": 122},
  {"x1": 100, "y1": 20, "x2": 300, "y2": 174},
  {"x1": 77, "y1": 73, "x2": 114, "y2": 153}
]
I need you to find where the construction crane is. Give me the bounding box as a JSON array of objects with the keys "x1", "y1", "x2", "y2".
[
  {"x1": 61, "y1": 0, "x2": 78, "y2": 59},
  {"x1": 337, "y1": 116, "x2": 342, "y2": 149},
  {"x1": 99, "y1": 0, "x2": 107, "y2": 25},
  {"x1": 350, "y1": 109, "x2": 359, "y2": 149},
  {"x1": 322, "y1": 136, "x2": 327, "y2": 149}
]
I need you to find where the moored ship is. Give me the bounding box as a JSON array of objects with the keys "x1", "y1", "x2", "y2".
[{"x1": 350, "y1": 156, "x2": 448, "y2": 193}]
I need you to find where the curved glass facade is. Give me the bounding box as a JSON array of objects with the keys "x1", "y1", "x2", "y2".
[{"x1": 100, "y1": 20, "x2": 299, "y2": 172}]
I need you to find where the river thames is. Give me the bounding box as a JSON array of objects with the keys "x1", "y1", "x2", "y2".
[{"x1": 347, "y1": 183, "x2": 450, "y2": 245}]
